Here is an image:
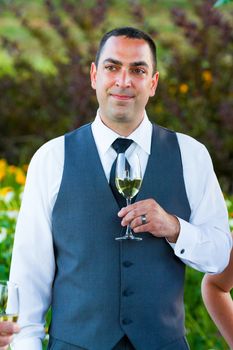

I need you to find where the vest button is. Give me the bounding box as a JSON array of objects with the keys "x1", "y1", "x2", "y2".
[
  {"x1": 122, "y1": 318, "x2": 133, "y2": 325},
  {"x1": 122, "y1": 289, "x2": 134, "y2": 297},
  {"x1": 123, "y1": 261, "x2": 133, "y2": 267},
  {"x1": 180, "y1": 248, "x2": 185, "y2": 254}
]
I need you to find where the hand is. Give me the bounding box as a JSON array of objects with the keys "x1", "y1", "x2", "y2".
[
  {"x1": 0, "y1": 322, "x2": 20, "y2": 349},
  {"x1": 118, "y1": 198, "x2": 180, "y2": 243}
]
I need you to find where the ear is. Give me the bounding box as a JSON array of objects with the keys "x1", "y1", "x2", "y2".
[
  {"x1": 90, "y1": 62, "x2": 97, "y2": 90},
  {"x1": 150, "y1": 71, "x2": 159, "y2": 97}
]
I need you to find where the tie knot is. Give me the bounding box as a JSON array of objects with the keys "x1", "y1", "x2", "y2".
[{"x1": 112, "y1": 138, "x2": 133, "y2": 154}]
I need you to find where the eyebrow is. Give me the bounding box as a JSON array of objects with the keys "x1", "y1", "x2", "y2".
[{"x1": 103, "y1": 58, "x2": 149, "y2": 69}]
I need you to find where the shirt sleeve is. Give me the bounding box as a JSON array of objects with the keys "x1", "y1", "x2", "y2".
[
  {"x1": 170, "y1": 134, "x2": 232, "y2": 273},
  {"x1": 11, "y1": 337, "x2": 43, "y2": 350},
  {"x1": 8, "y1": 137, "x2": 64, "y2": 349}
]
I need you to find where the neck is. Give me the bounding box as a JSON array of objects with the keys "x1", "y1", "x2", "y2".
[{"x1": 100, "y1": 116, "x2": 144, "y2": 137}]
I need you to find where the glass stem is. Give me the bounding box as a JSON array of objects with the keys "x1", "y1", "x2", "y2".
[
  {"x1": 125, "y1": 197, "x2": 132, "y2": 237},
  {"x1": 126, "y1": 197, "x2": 131, "y2": 206}
]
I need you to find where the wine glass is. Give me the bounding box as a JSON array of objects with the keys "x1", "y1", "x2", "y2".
[
  {"x1": 115, "y1": 152, "x2": 143, "y2": 240},
  {"x1": 0, "y1": 281, "x2": 19, "y2": 323}
]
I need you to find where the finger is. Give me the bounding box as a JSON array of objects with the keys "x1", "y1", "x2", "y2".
[
  {"x1": 130, "y1": 215, "x2": 149, "y2": 230},
  {"x1": 0, "y1": 335, "x2": 13, "y2": 347},
  {"x1": 0, "y1": 322, "x2": 19, "y2": 335},
  {"x1": 118, "y1": 199, "x2": 151, "y2": 217},
  {"x1": 118, "y1": 204, "x2": 134, "y2": 217},
  {"x1": 134, "y1": 223, "x2": 151, "y2": 233},
  {"x1": 120, "y1": 205, "x2": 150, "y2": 225},
  {"x1": 120, "y1": 208, "x2": 142, "y2": 226}
]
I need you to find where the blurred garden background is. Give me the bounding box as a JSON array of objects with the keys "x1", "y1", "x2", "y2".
[{"x1": 0, "y1": 0, "x2": 232, "y2": 348}]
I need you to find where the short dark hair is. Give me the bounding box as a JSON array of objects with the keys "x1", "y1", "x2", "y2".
[{"x1": 95, "y1": 27, "x2": 157, "y2": 73}]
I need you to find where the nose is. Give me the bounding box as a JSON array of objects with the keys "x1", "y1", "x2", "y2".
[{"x1": 115, "y1": 69, "x2": 131, "y2": 88}]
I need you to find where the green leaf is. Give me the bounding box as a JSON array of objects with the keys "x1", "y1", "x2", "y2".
[
  {"x1": 214, "y1": 0, "x2": 233, "y2": 7},
  {"x1": 29, "y1": 55, "x2": 58, "y2": 75},
  {"x1": 0, "y1": 18, "x2": 33, "y2": 42},
  {"x1": 20, "y1": 52, "x2": 58, "y2": 75},
  {"x1": 0, "y1": 49, "x2": 16, "y2": 77}
]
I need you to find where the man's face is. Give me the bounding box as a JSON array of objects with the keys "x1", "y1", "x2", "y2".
[{"x1": 90, "y1": 36, "x2": 159, "y2": 133}]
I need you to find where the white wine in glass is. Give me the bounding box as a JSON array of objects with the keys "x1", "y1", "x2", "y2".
[
  {"x1": 0, "y1": 281, "x2": 19, "y2": 322},
  {"x1": 115, "y1": 152, "x2": 143, "y2": 241}
]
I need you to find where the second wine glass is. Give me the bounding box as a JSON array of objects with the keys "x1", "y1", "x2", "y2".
[
  {"x1": 0, "y1": 281, "x2": 19, "y2": 322},
  {"x1": 115, "y1": 152, "x2": 143, "y2": 241}
]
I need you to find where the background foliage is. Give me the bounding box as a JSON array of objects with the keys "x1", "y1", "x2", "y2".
[
  {"x1": 0, "y1": 0, "x2": 232, "y2": 191},
  {"x1": 0, "y1": 0, "x2": 233, "y2": 349}
]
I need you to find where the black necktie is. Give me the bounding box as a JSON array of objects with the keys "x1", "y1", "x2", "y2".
[{"x1": 110, "y1": 138, "x2": 133, "y2": 208}]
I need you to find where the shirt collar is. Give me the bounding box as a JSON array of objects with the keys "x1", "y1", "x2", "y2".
[{"x1": 91, "y1": 110, "x2": 152, "y2": 156}]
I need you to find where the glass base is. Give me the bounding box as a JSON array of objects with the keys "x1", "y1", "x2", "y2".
[{"x1": 115, "y1": 234, "x2": 142, "y2": 241}]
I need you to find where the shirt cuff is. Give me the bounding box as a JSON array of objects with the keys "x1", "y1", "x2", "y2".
[
  {"x1": 11, "y1": 337, "x2": 42, "y2": 350},
  {"x1": 167, "y1": 217, "x2": 198, "y2": 259},
  {"x1": 165, "y1": 217, "x2": 231, "y2": 273},
  {"x1": 175, "y1": 217, "x2": 201, "y2": 259}
]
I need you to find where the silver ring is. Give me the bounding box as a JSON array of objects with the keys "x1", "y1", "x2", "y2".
[{"x1": 141, "y1": 214, "x2": 147, "y2": 225}]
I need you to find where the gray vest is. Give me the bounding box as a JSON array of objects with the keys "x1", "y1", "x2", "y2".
[{"x1": 50, "y1": 123, "x2": 191, "y2": 350}]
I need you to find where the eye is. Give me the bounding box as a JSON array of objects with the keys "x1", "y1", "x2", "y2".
[
  {"x1": 105, "y1": 65, "x2": 118, "y2": 72},
  {"x1": 131, "y1": 68, "x2": 146, "y2": 75}
]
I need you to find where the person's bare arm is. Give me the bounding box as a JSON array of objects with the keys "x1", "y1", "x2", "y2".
[{"x1": 202, "y1": 248, "x2": 233, "y2": 349}]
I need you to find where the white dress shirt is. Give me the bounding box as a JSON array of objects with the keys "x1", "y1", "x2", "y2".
[{"x1": 9, "y1": 112, "x2": 232, "y2": 349}]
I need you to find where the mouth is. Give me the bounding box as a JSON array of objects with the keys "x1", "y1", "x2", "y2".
[{"x1": 110, "y1": 94, "x2": 134, "y2": 101}]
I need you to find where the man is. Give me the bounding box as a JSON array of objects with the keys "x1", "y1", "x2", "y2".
[
  {"x1": 9, "y1": 27, "x2": 231, "y2": 350},
  {"x1": 0, "y1": 322, "x2": 19, "y2": 349}
]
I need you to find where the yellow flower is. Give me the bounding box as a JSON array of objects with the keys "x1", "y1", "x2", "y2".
[
  {"x1": 8, "y1": 165, "x2": 17, "y2": 174},
  {"x1": 0, "y1": 159, "x2": 7, "y2": 169},
  {"x1": 179, "y1": 83, "x2": 189, "y2": 94},
  {"x1": 0, "y1": 186, "x2": 14, "y2": 203},
  {"x1": 0, "y1": 159, "x2": 7, "y2": 181},
  {"x1": 0, "y1": 186, "x2": 13, "y2": 196},
  {"x1": 202, "y1": 70, "x2": 213, "y2": 84},
  {"x1": 0, "y1": 169, "x2": 6, "y2": 181},
  {"x1": 15, "y1": 169, "x2": 26, "y2": 185}
]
